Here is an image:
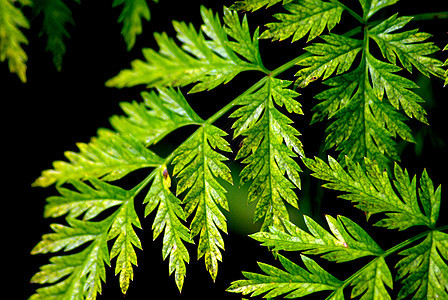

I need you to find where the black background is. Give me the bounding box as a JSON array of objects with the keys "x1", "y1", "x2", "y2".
[{"x1": 7, "y1": 0, "x2": 447, "y2": 299}]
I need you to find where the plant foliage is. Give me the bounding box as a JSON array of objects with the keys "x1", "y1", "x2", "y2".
[
  {"x1": 0, "y1": 0, "x2": 30, "y2": 82},
  {"x1": 106, "y1": 6, "x2": 267, "y2": 92},
  {"x1": 22, "y1": 0, "x2": 448, "y2": 299},
  {"x1": 230, "y1": 77, "x2": 304, "y2": 230},
  {"x1": 297, "y1": 13, "x2": 445, "y2": 170},
  {"x1": 229, "y1": 156, "x2": 448, "y2": 299}
]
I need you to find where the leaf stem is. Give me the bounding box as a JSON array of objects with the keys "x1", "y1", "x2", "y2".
[
  {"x1": 330, "y1": 0, "x2": 364, "y2": 24},
  {"x1": 410, "y1": 11, "x2": 448, "y2": 21}
]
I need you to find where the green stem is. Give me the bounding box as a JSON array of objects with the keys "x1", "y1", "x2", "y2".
[
  {"x1": 411, "y1": 11, "x2": 448, "y2": 21},
  {"x1": 331, "y1": 0, "x2": 364, "y2": 24},
  {"x1": 206, "y1": 76, "x2": 268, "y2": 125},
  {"x1": 438, "y1": 225, "x2": 448, "y2": 232}
]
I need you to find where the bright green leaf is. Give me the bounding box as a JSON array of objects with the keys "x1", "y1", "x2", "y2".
[
  {"x1": 349, "y1": 257, "x2": 393, "y2": 299},
  {"x1": 260, "y1": 0, "x2": 344, "y2": 42},
  {"x1": 230, "y1": 77, "x2": 303, "y2": 231},
  {"x1": 144, "y1": 165, "x2": 193, "y2": 291},
  {"x1": 251, "y1": 215, "x2": 384, "y2": 262},
  {"x1": 106, "y1": 6, "x2": 266, "y2": 92},
  {"x1": 304, "y1": 155, "x2": 441, "y2": 230},
  {"x1": 358, "y1": 0, "x2": 399, "y2": 20},
  {"x1": 396, "y1": 230, "x2": 448, "y2": 299},
  {"x1": 172, "y1": 123, "x2": 232, "y2": 280},
  {"x1": 370, "y1": 14, "x2": 445, "y2": 79},
  {"x1": 0, "y1": 0, "x2": 30, "y2": 82},
  {"x1": 228, "y1": 254, "x2": 342, "y2": 298}
]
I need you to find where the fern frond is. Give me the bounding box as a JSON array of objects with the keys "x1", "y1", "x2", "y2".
[
  {"x1": 227, "y1": 254, "x2": 342, "y2": 298},
  {"x1": 395, "y1": 230, "x2": 448, "y2": 299},
  {"x1": 295, "y1": 34, "x2": 362, "y2": 88},
  {"x1": 304, "y1": 155, "x2": 442, "y2": 230},
  {"x1": 31, "y1": 220, "x2": 110, "y2": 300},
  {"x1": 172, "y1": 123, "x2": 232, "y2": 280},
  {"x1": 230, "y1": 77, "x2": 303, "y2": 231},
  {"x1": 33, "y1": 129, "x2": 163, "y2": 187},
  {"x1": 33, "y1": 0, "x2": 74, "y2": 70},
  {"x1": 314, "y1": 62, "x2": 415, "y2": 168},
  {"x1": 108, "y1": 196, "x2": 143, "y2": 294},
  {"x1": 230, "y1": 0, "x2": 293, "y2": 12},
  {"x1": 0, "y1": 0, "x2": 30, "y2": 82},
  {"x1": 348, "y1": 256, "x2": 393, "y2": 300},
  {"x1": 251, "y1": 215, "x2": 384, "y2": 263},
  {"x1": 31, "y1": 179, "x2": 142, "y2": 299},
  {"x1": 41, "y1": 179, "x2": 130, "y2": 220},
  {"x1": 367, "y1": 53, "x2": 427, "y2": 123},
  {"x1": 369, "y1": 14, "x2": 445, "y2": 79},
  {"x1": 296, "y1": 6, "x2": 446, "y2": 170},
  {"x1": 110, "y1": 88, "x2": 204, "y2": 146},
  {"x1": 259, "y1": 0, "x2": 344, "y2": 42},
  {"x1": 107, "y1": 6, "x2": 267, "y2": 93},
  {"x1": 112, "y1": 0, "x2": 152, "y2": 50},
  {"x1": 144, "y1": 165, "x2": 193, "y2": 291},
  {"x1": 33, "y1": 88, "x2": 201, "y2": 187}
]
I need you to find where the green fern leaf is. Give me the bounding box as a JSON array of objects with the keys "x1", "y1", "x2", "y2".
[
  {"x1": 110, "y1": 88, "x2": 203, "y2": 146},
  {"x1": 33, "y1": 0, "x2": 74, "y2": 70},
  {"x1": 259, "y1": 0, "x2": 344, "y2": 42},
  {"x1": 299, "y1": 10, "x2": 445, "y2": 170},
  {"x1": 31, "y1": 179, "x2": 142, "y2": 299},
  {"x1": 319, "y1": 65, "x2": 414, "y2": 168},
  {"x1": 32, "y1": 88, "x2": 202, "y2": 187},
  {"x1": 172, "y1": 123, "x2": 232, "y2": 280},
  {"x1": 231, "y1": 214, "x2": 399, "y2": 299},
  {"x1": 367, "y1": 53, "x2": 427, "y2": 123},
  {"x1": 0, "y1": 0, "x2": 30, "y2": 82},
  {"x1": 227, "y1": 254, "x2": 342, "y2": 298},
  {"x1": 349, "y1": 256, "x2": 393, "y2": 300},
  {"x1": 395, "y1": 230, "x2": 448, "y2": 299},
  {"x1": 304, "y1": 155, "x2": 441, "y2": 230},
  {"x1": 251, "y1": 215, "x2": 384, "y2": 263},
  {"x1": 107, "y1": 6, "x2": 266, "y2": 93},
  {"x1": 223, "y1": 7, "x2": 263, "y2": 68},
  {"x1": 108, "y1": 196, "x2": 142, "y2": 294},
  {"x1": 230, "y1": 0, "x2": 293, "y2": 12},
  {"x1": 230, "y1": 77, "x2": 303, "y2": 230},
  {"x1": 41, "y1": 179, "x2": 130, "y2": 220},
  {"x1": 369, "y1": 14, "x2": 445, "y2": 79},
  {"x1": 31, "y1": 220, "x2": 110, "y2": 300},
  {"x1": 33, "y1": 129, "x2": 163, "y2": 187},
  {"x1": 295, "y1": 34, "x2": 362, "y2": 88},
  {"x1": 112, "y1": 0, "x2": 152, "y2": 50},
  {"x1": 144, "y1": 165, "x2": 193, "y2": 291}
]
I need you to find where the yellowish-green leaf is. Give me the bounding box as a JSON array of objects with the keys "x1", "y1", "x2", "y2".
[
  {"x1": 144, "y1": 165, "x2": 193, "y2": 291},
  {"x1": 172, "y1": 123, "x2": 232, "y2": 280},
  {"x1": 230, "y1": 77, "x2": 303, "y2": 231},
  {"x1": 0, "y1": 0, "x2": 30, "y2": 82}
]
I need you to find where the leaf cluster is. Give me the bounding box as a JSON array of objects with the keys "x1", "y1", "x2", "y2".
[
  {"x1": 229, "y1": 156, "x2": 448, "y2": 299},
  {"x1": 25, "y1": 0, "x2": 448, "y2": 299}
]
